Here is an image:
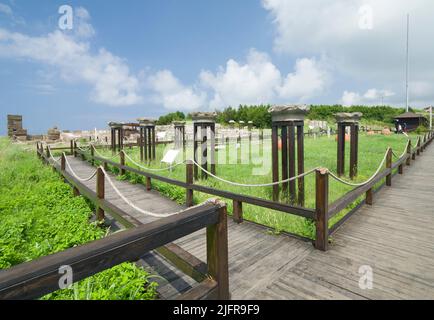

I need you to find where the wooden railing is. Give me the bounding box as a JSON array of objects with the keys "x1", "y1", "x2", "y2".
[
  {"x1": 1, "y1": 147, "x2": 230, "y2": 300},
  {"x1": 37, "y1": 131, "x2": 434, "y2": 252},
  {"x1": 315, "y1": 131, "x2": 434, "y2": 251},
  {"x1": 70, "y1": 144, "x2": 316, "y2": 232}
]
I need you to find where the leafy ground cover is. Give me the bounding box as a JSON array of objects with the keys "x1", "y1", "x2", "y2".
[
  {"x1": 85, "y1": 132, "x2": 419, "y2": 239},
  {"x1": 0, "y1": 138, "x2": 158, "y2": 300}
]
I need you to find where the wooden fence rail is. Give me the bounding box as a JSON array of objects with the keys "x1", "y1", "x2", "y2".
[
  {"x1": 0, "y1": 200, "x2": 228, "y2": 300},
  {"x1": 2, "y1": 147, "x2": 230, "y2": 300},
  {"x1": 38, "y1": 131, "x2": 434, "y2": 252}
]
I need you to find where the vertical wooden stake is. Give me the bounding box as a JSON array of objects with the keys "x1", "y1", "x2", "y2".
[
  {"x1": 120, "y1": 151, "x2": 126, "y2": 175},
  {"x1": 96, "y1": 167, "x2": 105, "y2": 222},
  {"x1": 186, "y1": 160, "x2": 194, "y2": 207},
  {"x1": 146, "y1": 177, "x2": 152, "y2": 191},
  {"x1": 232, "y1": 200, "x2": 243, "y2": 224},
  {"x1": 315, "y1": 168, "x2": 329, "y2": 251},
  {"x1": 70, "y1": 140, "x2": 74, "y2": 156},
  {"x1": 406, "y1": 140, "x2": 411, "y2": 166},
  {"x1": 386, "y1": 148, "x2": 392, "y2": 186},
  {"x1": 90, "y1": 145, "x2": 95, "y2": 166},
  {"x1": 61, "y1": 153, "x2": 66, "y2": 171},
  {"x1": 366, "y1": 188, "x2": 373, "y2": 205},
  {"x1": 74, "y1": 141, "x2": 78, "y2": 157},
  {"x1": 271, "y1": 125, "x2": 279, "y2": 201},
  {"x1": 207, "y1": 204, "x2": 229, "y2": 300},
  {"x1": 417, "y1": 137, "x2": 421, "y2": 156}
]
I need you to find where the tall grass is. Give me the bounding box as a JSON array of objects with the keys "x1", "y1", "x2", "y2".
[{"x1": 74, "y1": 133, "x2": 417, "y2": 238}]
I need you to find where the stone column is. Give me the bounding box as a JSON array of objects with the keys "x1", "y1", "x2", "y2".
[
  {"x1": 335, "y1": 112, "x2": 362, "y2": 179},
  {"x1": 191, "y1": 112, "x2": 217, "y2": 180},
  {"x1": 269, "y1": 105, "x2": 308, "y2": 205}
]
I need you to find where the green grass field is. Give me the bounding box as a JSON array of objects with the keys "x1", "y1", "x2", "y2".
[
  {"x1": 76, "y1": 132, "x2": 420, "y2": 239},
  {"x1": 0, "y1": 138, "x2": 158, "y2": 300}
]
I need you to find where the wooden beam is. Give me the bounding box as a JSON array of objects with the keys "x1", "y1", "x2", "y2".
[{"x1": 315, "y1": 168, "x2": 329, "y2": 251}]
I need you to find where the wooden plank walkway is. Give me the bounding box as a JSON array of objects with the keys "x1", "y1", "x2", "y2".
[{"x1": 65, "y1": 148, "x2": 434, "y2": 299}]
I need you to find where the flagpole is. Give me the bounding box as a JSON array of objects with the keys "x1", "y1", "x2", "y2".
[{"x1": 405, "y1": 14, "x2": 410, "y2": 112}]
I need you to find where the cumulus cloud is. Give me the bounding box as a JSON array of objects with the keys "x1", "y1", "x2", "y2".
[
  {"x1": 341, "y1": 88, "x2": 395, "y2": 106},
  {"x1": 0, "y1": 3, "x2": 12, "y2": 16},
  {"x1": 263, "y1": 0, "x2": 434, "y2": 106},
  {"x1": 194, "y1": 49, "x2": 328, "y2": 109},
  {"x1": 0, "y1": 7, "x2": 142, "y2": 106},
  {"x1": 147, "y1": 70, "x2": 207, "y2": 110}
]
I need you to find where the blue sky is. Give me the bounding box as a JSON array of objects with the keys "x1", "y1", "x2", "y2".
[{"x1": 1, "y1": 0, "x2": 434, "y2": 134}]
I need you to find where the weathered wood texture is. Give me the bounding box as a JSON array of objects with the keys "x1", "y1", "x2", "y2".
[{"x1": 38, "y1": 140, "x2": 434, "y2": 300}]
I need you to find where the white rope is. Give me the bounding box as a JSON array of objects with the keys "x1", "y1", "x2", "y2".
[
  {"x1": 192, "y1": 159, "x2": 318, "y2": 187},
  {"x1": 123, "y1": 152, "x2": 185, "y2": 172},
  {"x1": 329, "y1": 148, "x2": 390, "y2": 187},
  {"x1": 392, "y1": 140, "x2": 410, "y2": 159},
  {"x1": 100, "y1": 167, "x2": 182, "y2": 218},
  {"x1": 93, "y1": 147, "x2": 121, "y2": 160},
  {"x1": 64, "y1": 154, "x2": 98, "y2": 182},
  {"x1": 47, "y1": 147, "x2": 61, "y2": 164}
]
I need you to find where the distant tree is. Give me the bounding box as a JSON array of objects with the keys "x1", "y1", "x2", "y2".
[{"x1": 156, "y1": 111, "x2": 186, "y2": 125}]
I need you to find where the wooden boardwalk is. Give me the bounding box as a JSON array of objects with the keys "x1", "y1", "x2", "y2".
[{"x1": 65, "y1": 149, "x2": 434, "y2": 300}]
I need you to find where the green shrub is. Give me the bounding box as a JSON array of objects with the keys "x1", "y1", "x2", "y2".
[{"x1": 0, "y1": 138, "x2": 157, "y2": 300}]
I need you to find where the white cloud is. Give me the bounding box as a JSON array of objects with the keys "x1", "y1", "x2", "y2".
[
  {"x1": 74, "y1": 7, "x2": 95, "y2": 39},
  {"x1": 200, "y1": 50, "x2": 282, "y2": 108},
  {"x1": 262, "y1": 0, "x2": 434, "y2": 106},
  {"x1": 0, "y1": 3, "x2": 12, "y2": 16},
  {"x1": 0, "y1": 15, "x2": 142, "y2": 106},
  {"x1": 341, "y1": 88, "x2": 395, "y2": 106},
  {"x1": 196, "y1": 49, "x2": 328, "y2": 109},
  {"x1": 147, "y1": 70, "x2": 207, "y2": 110}
]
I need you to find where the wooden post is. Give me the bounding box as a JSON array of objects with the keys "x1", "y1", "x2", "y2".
[
  {"x1": 271, "y1": 125, "x2": 279, "y2": 201},
  {"x1": 146, "y1": 177, "x2": 152, "y2": 191},
  {"x1": 61, "y1": 153, "x2": 66, "y2": 172},
  {"x1": 120, "y1": 151, "x2": 125, "y2": 175},
  {"x1": 70, "y1": 140, "x2": 74, "y2": 155},
  {"x1": 297, "y1": 125, "x2": 305, "y2": 207},
  {"x1": 281, "y1": 126, "x2": 288, "y2": 193},
  {"x1": 349, "y1": 124, "x2": 359, "y2": 179},
  {"x1": 96, "y1": 167, "x2": 105, "y2": 222},
  {"x1": 201, "y1": 125, "x2": 208, "y2": 180},
  {"x1": 73, "y1": 186, "x2": 80, "y2": 197},
  {"x1": 337, "y1": 124, "x2": 345, "y2": 176},
  {"x1": 186, "y1": 160, "x2": 194, "y2": 207},
  {"x1": 45, "y1": 146, "x2": 49, "y2": 159},
  {"x1": 232, "y1": 200, "x2": 243, "y2": 224},
  {"x1": 74, "y1": 141, "x2": 78, "y2": 157},
  {"x1": 366, "y1": 188, "x2": 373, "y2": 205},
  {"x1": 193, "y1": 124, "x2": 199, "y2": 180},
  {"x1": 36, "y1": 143, "x2": 40, "y2": 159},
  {"x1": 288, "y1": 126, "x2": 296, "y2": 204},
  {"x1": 386, "y1": 148, "x2": 392, "y2": 187},
  {"x1": 406, "y1": 140, "x2": 411, "y2": 166},
  {"x1": 315, "y1": 168, "x2": 329, "y2": 251},
  {"x1": 417, "y1": 137, "x2": 421, "y2": 156},
  {"x1": 210, "y1": 123, "x2": 216, "y2": 175},
  {"x1": 90, "y1": 145, "x2": 95, "y2": 166},
  {"x1": 206, "y1": 204, "x2": 229, "y2": 300}
]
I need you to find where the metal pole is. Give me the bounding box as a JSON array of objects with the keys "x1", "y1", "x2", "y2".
[{"x1": 405, "y1": 13, "x2": 410, "y2": 112}]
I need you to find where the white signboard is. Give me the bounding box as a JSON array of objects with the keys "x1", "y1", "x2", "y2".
[
  {"x1": 161, "y1": 149, "x2": 180, "y2": 166},
  {"x1": 157, "y1": 131, "x2": 167, "y2": 140}
]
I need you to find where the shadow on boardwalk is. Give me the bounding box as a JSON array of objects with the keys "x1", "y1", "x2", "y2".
[{"x1": 65, "y1": 146, "x2": 434, "y2": 299}]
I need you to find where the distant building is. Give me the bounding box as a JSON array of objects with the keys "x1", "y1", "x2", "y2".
[
  {"x1": 7, "y1": 115, "x2": 27, "y2": 140},
  {"x1": 394, "y1": 112, "x2": 428, "y2": 131}
]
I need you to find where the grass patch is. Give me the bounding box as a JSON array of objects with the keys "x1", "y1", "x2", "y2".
[
  {"x1": 74, "y1": 133, "x2": 419, "y2": 239},
  {"x1": 0, "y1": 138, "x2": 158, "y2": 300}
]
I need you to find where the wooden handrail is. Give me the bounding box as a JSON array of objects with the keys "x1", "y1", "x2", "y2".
[
  {"x1": 327, "y1": 133, "x2": 434, "y2": 241},
  {"x1": 74, "y1": 149, "x2": 315, "y2": 220},
  {"x1": 0, "y1": 201, "x2": 228, "y2": 300}
]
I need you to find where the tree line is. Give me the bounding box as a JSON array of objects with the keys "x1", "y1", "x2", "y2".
[{"x1": 156, "y1": 105, "x2": 417, "y2": 127}]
